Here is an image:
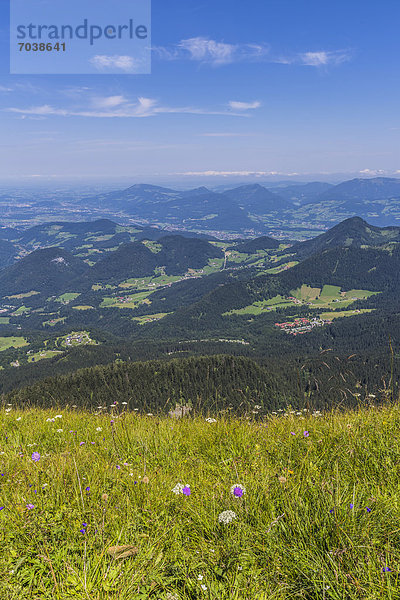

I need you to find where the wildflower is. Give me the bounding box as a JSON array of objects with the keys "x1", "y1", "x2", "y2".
[
  {"x1": 102, "y1": 493, "x2": 108, "y2": 501},
  {"x1": 218, "y1": 510, "x2": 237, "y2": 524},
  {"x1": 366, "y1": 507, "x2": 371, "y2": 512},
  {"x1": 0, "y1": 506, "x2": 4, "y2": 510},
  {"x1": 46, "y1": 418, "x2": 55, "y2": 422},
  {"x1": 205, "y1": 418, "x2": 217, "y2": 423},
  {"x1": 110, "y1": 420, "x2": 114, "y2": 425},
  {"x1": 56, "y1": 429, "x2": 63, "y2": 433},
  {"x1": 116, "y1": 465, "x2": 121, "y2": 470},
  {"x1": 230, "y1": 484, "x2": 246, "y2": 498},
  {"x1": 329, "y1": 509, "x2": 334, "y2": 513},
  {"x1": 182, "y1": 485, "x2": 191, "y2": 495},
  {"x1": 122, "y1": 402, "x2": 127, "y2": 405},
  {"x1": 146, "y1": 413, "x2": 153, "y2": 416},
  {"x1": 350, "y1": 503, "x2": 354, "y2": 509},
  {"x1": 278, "y1": 476, "x2": 287, "y2": 484},
  {"x1": 31, "y1": 452, "x2": 40, "y2": 462},
  {"x1": 16, "y1": 417, "x2": 22, "y2": 421},
  {"x1": 142, "y1": 476, "x2": 149, "y2": 484},
  {"x1": 80, "y1": 529, "x2": 86, "y2": 534},
  {"x1": 96, "y1": 427, "x2": 102, "y2": 432},
  {"x1": 303, "y1": 431, "x2": 309, "y2": 437},
  {"x1": 198, "y1": 574, "x2": 204, "y2": 580},
  {"x1": 172, "y1": 483, "x2": 185, "y2": 495},
  {"x1": 79, "y1": 442, "x2": 85, "y2": 446},
  {"x1": 200, "y1": 584, "x2": 207, "y2": 591},
  {"x1": 55, "y1": 415, "x2": 62, "y2": 419},
  {"x1": 85, "y1": 487, "x2": 90, "y2": 493},
  {"x1": 26, "y1": 504, "x2": 35, "y2": 510},
  {"x1": 382, "y1": 567, "x2": 391, "y2": 572},
  {"x1": 290, "y1": 432, "x2": 296, "y2": 435}
]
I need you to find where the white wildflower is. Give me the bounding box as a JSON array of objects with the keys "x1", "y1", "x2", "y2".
[
  {"x1": 205, "y1": 418, "x2": 217, "y2": 423},
  {"x1": 198, "y1": 574, "x2": 204, "y2": 580},
  {"x1": 56, "y1": 429, "x2": 63, "y2": 433},
  {"x1": 5, "y1": 408, "x2": 11, "y2": 413},
  {"x1": 46, "y1": 418, "x2": 55, "y2": 422},
  {"x1": 172, "y1": 482, "x2": 189, "y2": 495},
  {"x1": 96, "y1": 427, "x2": 102, "y2": 432},
  {"x1": 296, "y1": 412, "x2": 302, "y2": 415},
  {"x1": 200, "y1": 583, "x2": 207, "y2": 591},
  {"x1": 218, "y1": 510, "x2": 237, "y2": 524},
  {"x1": 122, "y1": 402, "x2": 128, "y2": 405},
  {"x1": 147, "y1": 413, "x2": 153, "y2": 416},
  {"x1": 55, "y1": 415, "x2": 62, "y2": 419},
  {"x1": 16, "y1": 417, "x2": 22, "y2": 421}
]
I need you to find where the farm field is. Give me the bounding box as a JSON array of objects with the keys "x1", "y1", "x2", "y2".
[
  {"x1": 1, "y1": 402, "x2": 400, "y2": 599},
  {"x1": 0, "y1": 336, "x2": 28, "y2": 351},
  {"x1": 226, "y1": 285, "x2": 379, "y2": 318},
  {"x1": 132, "y1": 312, "x2": 171, "y2": 325}
]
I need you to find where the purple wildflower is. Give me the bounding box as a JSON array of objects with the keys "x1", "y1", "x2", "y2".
[
  {"x1": 85, "y1": 487, "x2": 90, "y2": 493},
  {"x1": 290, "y1": 432, "x2": 296, "y2": 435},
  {"x1": 303, "y1": 431, "x2": 309, "y2": 437},
  {"x1": 26, "y1": 504, "x2": 35, "y2": 510},
  {"x1": 350, "y1": 503, "x2": 353, "y2": 509},
  {"x1": 116, "y1": 465, "x2": 121, "y2": 470},
  {"x1": 79, "y1": 442, "x2": 85, "y2": 446},
  {"x1": 80, "y1": 528, "x2": 86, "y2": 534},
  {"x1": 329, "y1": 509, "x2": 334, "y2": 513},
  {"x1": 31, "y1": 452, "x2": 41, "y2": 462},
  {"x1": 182, "y1": 486, "x2": 191, "y2": 496},
  {"x1": 382, "y1": 567, "x2": 391, "y2": 572},
  {"x1": 0, "y1": 506, "x2": 4, "y2": 510},
  {"x1": 366, "y1": 507, "x2": 371, "y2": 512}
]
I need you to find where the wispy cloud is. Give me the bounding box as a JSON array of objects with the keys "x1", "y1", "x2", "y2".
[
  {"x1": 177, "y1": 170, "x2": 298, "y2": 177},
  {"x1": 229, "y1": 101, "x2": 261, "y2": 111},
  {"x1": 154, "y1": 37, "x2": 270, "y2": 66},
  {"x1": 90, "y1": 55, "x2": 137, "y2": 72},
  {"x1": 155, "y1": 38, "x2": 352, "y2": 68},
  {"x1": 0, "y1": 86, "x2": 13, "y2": 93},
  {"x1": 298, "y1": 50, "x2": 352, "y2": 66},
  {"x1": 5, "y1": 95, "x2": 261, "y2": 119}
]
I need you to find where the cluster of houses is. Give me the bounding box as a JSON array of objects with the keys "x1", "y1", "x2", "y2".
[
  {"x1": 64, "y1": 332, "x2": 92, "y2": 346},
  {"x1": 275, "y1": 317, "x2": 332, "y2": 335}
]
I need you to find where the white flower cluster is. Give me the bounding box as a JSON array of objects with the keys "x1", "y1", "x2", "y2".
[
  {"x1": 172, "y1": 482, "x2": 187, "y2": 495},
  {"x1": 205, "y1": 418, "x2": 217, "y2": 423},
  {"x1": 218, "y1": 510, "x2": 237, "y2": 524}
]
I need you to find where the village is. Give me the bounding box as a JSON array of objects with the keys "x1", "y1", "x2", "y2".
[{"x1": 275, "y1": 316, "x2": 332, "y2": 335}]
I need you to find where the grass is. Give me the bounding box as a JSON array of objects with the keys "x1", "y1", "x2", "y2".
[
  {"x1": 1, "y1": 400, "x2": 400, "y2": 599},
  {"x1": 0, "y1": 336, "x2": 28, "y2": 351}
]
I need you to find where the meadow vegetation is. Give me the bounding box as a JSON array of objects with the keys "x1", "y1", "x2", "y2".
[{"x1": 1, "y1": 398, "x2": 400, "y2": 599}]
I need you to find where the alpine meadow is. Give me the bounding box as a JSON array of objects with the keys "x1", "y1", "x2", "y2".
[{"x1": 2, "y1": 0, "x2": 400, "y2": 598}]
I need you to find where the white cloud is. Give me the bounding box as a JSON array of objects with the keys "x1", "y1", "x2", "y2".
[
  {"x1": 90, "y1": 55, "x2": 137, "y2": 72},
  {"x1": 298, "y1": 50, "x2": 351, "y2": 67},
  {"x1": 359, "y1": 169, "x2": 386, "y2": 175},
  {"x1": 92, "y1": 96, "x2": 127, "y2": 109},
  {"x1": 154, "y1": 37, "x2": 270, "y2": 66},
  {"x1": 0, "y1": 86, "x2": 13, "y2": 93},
  {"x1": 178, "y1": 171, "x2": 286, "y2": 177},
  {"x1": 229, "y1": 101, "x2": 261, "y2": 111},
  {"x1": 5, "y1": 96, "x2": 257, "y2": 119},
  {"x1": 154, "y1": 38, "x2": 351, "y2": 69}
]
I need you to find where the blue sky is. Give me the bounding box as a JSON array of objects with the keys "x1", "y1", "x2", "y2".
[{"x1": 0, "y1": 0, "x2": 399, "y2": 182}]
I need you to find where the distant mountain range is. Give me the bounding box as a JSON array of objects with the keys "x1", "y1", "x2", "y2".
[{"x1": 78, "y1": 177, "x2": 400, "y2": 233}]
